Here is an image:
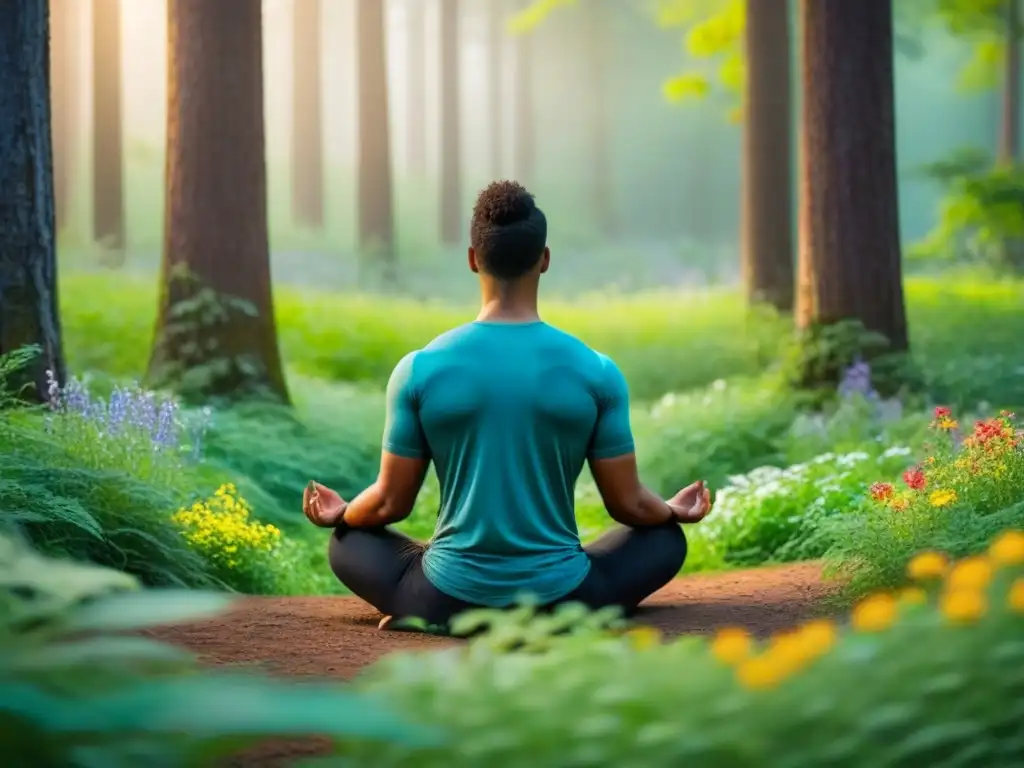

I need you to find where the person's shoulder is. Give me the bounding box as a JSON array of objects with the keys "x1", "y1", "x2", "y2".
[
  {"x1": 421, "y1": 322, "x2": 479, "y2": 352},
  {"x1": 544, "y1": 325, "x2": 619, "y2": 373}
]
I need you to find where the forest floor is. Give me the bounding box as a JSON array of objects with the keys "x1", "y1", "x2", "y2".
[{"x1": 146, "y1": 561, "x2": 835, "y2": 767}]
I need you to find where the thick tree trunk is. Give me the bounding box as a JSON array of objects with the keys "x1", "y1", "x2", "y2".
[
  {"x1": 741, "y1": 0, "x2": 794, "y2": 311},
  {"x1": 0, "y1": 0, "x2": 66, "y2": 401},
  {"x1": 406, "y1": 0, "x2": 427, "y2": 177},
  {"x1": 439, "y1": 0, "x2": 462, "y2": 244},
  {"x1": 795, "y1": 0, "x2": 908, "y2": 385},
  {"x1": 50, "y1": 0, "x2": 79, "y2": 234},
  {"x1": 91, "y1": 0, "x2": 124, "y2": 260},
  {"x1": 148, "y1": 0, "x2": 289, "y2": 404},
  {"x1": 487, "y1": 0, "x2": 504, "y2": 178},
  {"x1": 998, "y1": 0, "x2": 1024, "y2": 271},
  {"x1": 291, "y1": 0, "x2": 324, "y2": 229},
  {"x1": 585, "y1": 0, "x2": 613, "y2": 236},
  {"x1": 357, "y1": 0, "x2": 396, "y2": 280},
  {"x1": 512, "y1": 1, "x2": 534, "y2": 186}
]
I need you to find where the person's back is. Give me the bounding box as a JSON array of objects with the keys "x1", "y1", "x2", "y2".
[
  {"x1": 302, "y1": 180, "x2": 711, "y2": 633},
  {"x1": 396, "y1": 322, "x2": 632, "y2": 606}
]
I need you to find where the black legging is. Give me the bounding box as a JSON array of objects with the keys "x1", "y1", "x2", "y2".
[{"x1": 328, "y1": 522, "x2": 688, "y2": 630}]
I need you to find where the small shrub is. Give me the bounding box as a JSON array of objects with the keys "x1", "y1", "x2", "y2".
[
  {"x1": 332, "y1": 533, "x2": 1024, "y2": 767},
  {"x1": 825, "y1": 407, "x2": 1024, "y2": 596}
]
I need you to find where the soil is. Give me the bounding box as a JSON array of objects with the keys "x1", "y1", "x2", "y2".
[{"x1": 144, "y1": 561, "x2": 834, "y2": 766}]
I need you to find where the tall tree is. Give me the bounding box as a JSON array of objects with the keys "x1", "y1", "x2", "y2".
[
  {"x1": 999, "y1": 0, "x2": 1021, "y2": 165},
  {"x1": 91, "y1": 0, "x2": 124, "y2": 259},
  {"x1": 50, "y1": 0, "x2": 79, "y2": 234},
  {"x1": 741, "y1": 0, "x2": 794, "y2": 311},
  {"x1": 0, "y1": 0, "x2": 67, "y2": 399},
  {"x1": 488, "y1": 0, "x2": 505, "y2": 178},
  {"x1": 148, "y1": 0, "x2": 289, "y2": 404},
  {"x1": 439, "y1": 0, "x2": 462, "y2": 244},
  {"x1": 406, "y1": 0, "x2": 427, "y2": 176},
  {"x1": 584, "y1": 0, "x2": 613, "y2": 235},
  {"x1": 795, "y1": 0, "x2": 908, "y2": 383},
  {"x1": 512, "y1": 0, "x2": 535, "y2": 185},
  {"x1": 291, "y1": 0, "x2": 324, "y2": 229},
  {"x1": 357, "y1": 0, "x2": 396, "y2": 280}
]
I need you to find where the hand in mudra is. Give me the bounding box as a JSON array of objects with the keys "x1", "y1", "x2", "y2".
[
  {"x1": 668, "y1": 480, "x2": 712, "y2": 523},
  {"x1": 303, "y1": 481, "x2": 347, "y2": 527}
]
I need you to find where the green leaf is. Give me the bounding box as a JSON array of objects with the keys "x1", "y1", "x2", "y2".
[
  {"x1": 64, "y1": 590, "x2": 234, "y2": 633},
  {"x1": 6, "y1": 636, "x2": 195, "y2": 672}
]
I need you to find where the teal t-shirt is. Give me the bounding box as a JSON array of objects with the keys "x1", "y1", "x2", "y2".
[{"x1": 382, "y1": 320, "x2": 635, "y2": 607}]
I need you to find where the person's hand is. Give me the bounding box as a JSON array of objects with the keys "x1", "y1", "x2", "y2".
[
  {"x1": 303, "y1": 481, "x2": 348, "y2": 527},
  {"x1": 668, "y1": 480, "x2": 712, "y2": 523}
]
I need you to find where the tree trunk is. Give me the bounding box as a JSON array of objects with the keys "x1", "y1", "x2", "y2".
[
  {"x1": 406, "y1": 0, "x2": 427, "y2": 177},
  {"x1": 512, "y1": 1, "x2": 535, "y2": 186},
  {"x1": 291, "y1": 0, "x2": 324, "y2": 229},
  {"x1": 439, "y1": 0, "x2": 462, "y2": 244},
  {"x1": 585, "y1": 0, "x2": 613, "y2": 236},
  {"x1": 741, "y1": 0, "x2": 794, "y2": 311},
  {"x1": 487, "y1": 0, "x2": 504, "y2": 178},
  {"x1": 50, "y1": 0, "x2": 79, "y2": 234},
  {"x1": 91, "y1": 0, "x2": 124, "y2": 261},
  {"x1": 795, "y1": 0, "x2": 908, "y2": 386},
  {"x1": 357, "y1": 0, "x2": 396, "y2": 281},
  {"x1": 148, "y1": 0, "x2": 289, "y2": 405},
  {"x1": 0, "y1": 0, "x2": 67, "y2": 401},
  {"x1": 998, "y1": 0, "x2": 1024, "y2": 271}
]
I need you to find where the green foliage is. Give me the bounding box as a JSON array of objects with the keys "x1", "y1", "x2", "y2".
[
  {"x1": 913, "y1": 155, "x2": 1024, "y2": 271},
  {"x1": 0, "y1": 536, "x2": 438, "y2": 766},
  {"x1": 825, "y1": 408, "x2": 1024, "y2": 597},
  {"x1": 322, "y1": 558, "x2": 1024, "y2": 767}
]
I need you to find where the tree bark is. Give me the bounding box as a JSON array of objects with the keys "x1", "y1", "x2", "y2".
[
  {"x1": 91, "y1": 0, "x2": 124, "y2": 260},
  {"x1": 999, "y1": 0, "x2": 1020, "y2": 164},
  {"x1": 487, "y1": 0, "x2": 504, "y2": 178},
  {"x1": 0, "y1": 0, "x2": 67, "y2": 401},
  {"x1": 148, "y1": 0, "x2": 289, "y2": 404},
  {"x1": 585, "y1": 0, "x2": 613, "y2": 235},
  {"x1": 439, "y1": 0, "x2": 462, "y2": 244},
  {"x1": 357, "y1": 0, "x2": 396, "y2": 280},
  {"x1": 291, "y1": 0, "x2": 324, "y2": 229},
  {"x1": 741, "y1": 0, "x2": 794, "y2": 311},
  {"x1": 406, "y1": 0, "x2": 427, "y2": 177},
  {"x1": 50, "y1": 0, "x2": 79, "y2": 234},
  {"x1": 512, "y1": 0, "x2": 535, "y2": 186},
  {"x1": 795, "y1": 0, "x2": 908, "y2": 384}
]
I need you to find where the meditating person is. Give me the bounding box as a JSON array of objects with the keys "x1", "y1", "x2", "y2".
[{"x1": 302, "y1": 180, "x2": 713, "y2": 632}]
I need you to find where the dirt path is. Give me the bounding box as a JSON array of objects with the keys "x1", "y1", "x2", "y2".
[{"x1": 146, "y1": 562, "x2": 832, "y2": 766}]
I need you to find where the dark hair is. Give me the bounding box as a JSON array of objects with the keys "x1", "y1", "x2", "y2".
[{"x1": 469, "y1": 180, "x2": 547, "y2": 280}]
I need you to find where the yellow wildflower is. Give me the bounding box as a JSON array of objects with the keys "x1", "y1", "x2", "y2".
[
  {"x1": 937, "y1": 417, "x2": 958, "y2": 431},
  {"x1": 625, "y1": 626, "x2": 662, "y2": 651},
  {"x1": 736, "y1": 654, "x2": 787, "y2": 691},
  {"x1": 946, "y1": 556, "x2": 993, "y2": 591},
  {"x1": 989, "y1": 530, "x2": 1024, "y2": 567},
  {"x1": 793, "y1": 619, "x2": 838, "y2": 658},
  {"x1": 710, "y1": 627, "x2": 753, "y2": 664},
  {"x1": 929, "y1": 489, "x2": 957, "y2": 508},
  {"x1": 907, "y1": 551, "x2": 949, "y2": 580},
  {"x1": 851, "y1": 593, "x2": 897, "y2": 632},
  {"x1": 1007, "y1": 578, "x2": 1024, "y2": 613},
  {"x1": 898, "y1": 587, "x2": 927, "y2": 605},
  {"x1": 940, "y1": 589, "x2": 986, "y2": 624}
]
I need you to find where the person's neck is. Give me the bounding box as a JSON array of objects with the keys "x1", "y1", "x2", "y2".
[{"x1": 477, "y1": 281, "x2": 540, "y2": 323}]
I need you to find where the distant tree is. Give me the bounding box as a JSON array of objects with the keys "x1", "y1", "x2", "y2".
[
  {"x1": 584, "y1": 0, "x2": 614, "y2": 236},
  {"x1": 487, "y1": 0, "x2": 506, "y2": 178},
  {"x1": 406, "y1": 0, "x2": 427, "y2": 176},
  {"x1": 511, "y1": 0, "x2": 536, "y2": 186},
  {"x1": 795, "y1": 0, "x2": 909, "y2": 386},
  {"x1": 439, "y1": 0, "x2": 462, "y2": 244},
  {"x1": 291, "y1": 0, "x2": 324, "y2": 229},
  {"x1": 91, "y1": 0, "x2": 124, "y2": 262},
  {"x1": 148, "y1": 0, "x2": 289, "y2": 404},
  {"x1": 357, "y1": 0, "x2": 396, "y2": 280},
  {"x1": 999, "y1": 0, "x2": 1021, "y2": 163},
  {"x1": 0, "y1": 0, "x2": 67, "y2": 400},
  {"x1": 50, "y1": 0, "x2": 79, "y2": 234}
]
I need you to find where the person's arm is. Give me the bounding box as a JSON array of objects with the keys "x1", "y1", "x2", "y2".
[
  {"x1": 342, "y1": 353, "x2": 432, "y2": 528},
  {"x1": 586, "y1": 355, "x2": 675, "y2": 527}
]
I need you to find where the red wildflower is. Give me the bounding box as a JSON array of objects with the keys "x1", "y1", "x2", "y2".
[
  {"x1": 869, "y1": 482, "x2": 895, "y2": 501},
  {"x1": 903, "y1": 468, "x2": 927, "y2": 491},
  {"x1": 934, "y1": 406, "x2": 952, "y2": 419}
]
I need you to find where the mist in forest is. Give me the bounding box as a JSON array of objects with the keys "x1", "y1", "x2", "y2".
[{"x1": 53, "y1": 0, "x2": 998, "y2": 298}]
